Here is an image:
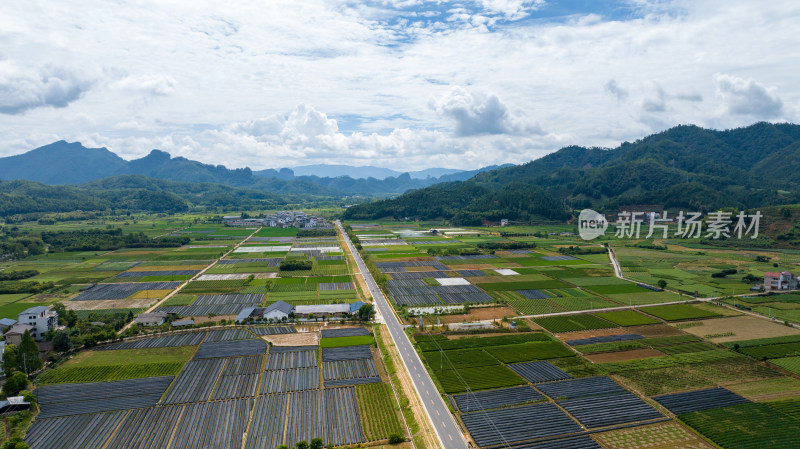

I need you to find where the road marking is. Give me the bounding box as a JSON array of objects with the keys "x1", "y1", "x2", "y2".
[{"x1": 449, "y1": 434, "x2": 453, "y2": 441}]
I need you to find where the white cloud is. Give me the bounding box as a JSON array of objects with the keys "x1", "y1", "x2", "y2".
[
  {"x1": 429, "y1": 87, "x2": 543, "y2": 137},
  {"x1": 713, "y1": 73, "x2": 784, "y2": 118},
  {"x1": 0, "y1": 61, "x2": 94, "y2": 114},
  {"x1": 0, "y1": 0, "x2": 798, "y2": 170},
  {"x1": 112, "y1": 74, "x2": 176, "y2": 97}
]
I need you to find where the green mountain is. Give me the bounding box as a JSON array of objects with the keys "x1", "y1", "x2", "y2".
[
  {"x1": 0, "y1": 141, "x2": 128, "y2": 184},
  {"x1": 343, "y1": 122, "x2": 800, "y2": 224}
]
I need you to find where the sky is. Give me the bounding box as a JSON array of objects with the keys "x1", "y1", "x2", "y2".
[{"x1": 1, "y1": 0, "x2": 798, "y2": 171}]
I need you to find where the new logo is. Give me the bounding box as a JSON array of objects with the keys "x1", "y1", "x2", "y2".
[{"x1": 578, "y1": 209, "x2": 608, "y2": 240}]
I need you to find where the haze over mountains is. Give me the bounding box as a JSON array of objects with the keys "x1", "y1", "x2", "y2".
[{"x1": 0, "y1": 141, "x2": 508, "y2": 195}]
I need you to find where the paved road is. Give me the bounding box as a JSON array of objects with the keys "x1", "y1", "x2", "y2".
[{"x1": 336, "y1": 221, "x2": 468, "y2": 449}]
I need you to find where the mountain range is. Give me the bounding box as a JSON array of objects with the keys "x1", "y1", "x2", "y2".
[
  {"x1": 0, "y1": 141, "x2": 505, "y2": 195},
  {"x1": 343, "y1": 122, "x2": 800, "y2": 224}
]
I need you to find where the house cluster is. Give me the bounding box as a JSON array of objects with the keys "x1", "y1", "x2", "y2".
[
  {"x1": 763, "y1": 271, "x2": 798, "y2": 291},
  {"x1": 1, "y1": 306, "x2": 59, "y2": 345},
  {"x1": 235, "y1": 300, "x2": 366, "y2": 323},
  {"x1": 224, "y1": 211, "x2": 330, "y2": 229}
]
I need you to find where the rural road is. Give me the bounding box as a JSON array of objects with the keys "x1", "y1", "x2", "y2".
[{"x1": 336, "y1": 221, "x2": 469, "y2": 449}]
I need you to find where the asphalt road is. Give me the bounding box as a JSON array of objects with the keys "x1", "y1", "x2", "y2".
[{"x1": 336, "y1": 221, "x2": 469, "y2": 449}]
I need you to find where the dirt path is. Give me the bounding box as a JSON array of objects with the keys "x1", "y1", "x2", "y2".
[{"x1": 377, "y1": 324, "x2": 441, "y2": 449}]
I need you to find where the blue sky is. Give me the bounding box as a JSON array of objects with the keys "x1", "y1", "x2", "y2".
[{"x1": 0, "y1": 0, "x2": 797, "y2": 170}]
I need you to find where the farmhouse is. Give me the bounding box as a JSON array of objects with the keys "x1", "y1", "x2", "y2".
[
  {"x1": 17, "y1": 306, "x2": 58, "y2": 341},
  {"x1": 264, "y1": 301, "x2": 293, "y2": 321},
  {"x1": 4, "y1": 324, "x2": 34, "y2": 346},
  {"x1": 0, "y1": 318, "x2": 17, "y2": 333},
  {"x1": 764, "y1": 271, "x2": 798, "y2": 291},
  {"x1": 133, "y1": 311, "x2": 168, "y2": 327}
]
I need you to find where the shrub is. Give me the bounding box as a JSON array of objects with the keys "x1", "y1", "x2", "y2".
[{"x1": 388, "y1": 433, "x2": 404, "y2": 444}]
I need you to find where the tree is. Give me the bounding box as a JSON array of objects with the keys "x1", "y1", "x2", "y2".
[
  {"x1": 388, "y1": 433, "x2": 404, "y2": 444},
  {"x1": 657, "y1": 279, "x2": 667, "y2": 289},
  {"x1": 278, "y1": 446, "x2": 289, "y2": 449},
  {"x1": 18, "y1": 330, "x2": 42, "y2": 374},
  {"x1": 0, "y1": 437, "x2": 29, "y2": 449},
  {"x1": 3, "y1": 344, "x2": 18, "y2": 377},
  {"x1": 295, "y1": 441, "x2": 309, "y2": 449},
  {"x1": 52, "y1": 330, "x2": 71, "y2": 352},
  {"x1": 310, "y1": 438, "x2": 323, "y2": 449},
  {"x1": 357, "y1": 304, "x2": 374, "y2": 322},
  {"x1": 2, "y1": 372, "x2": 29, "y2": 397}
]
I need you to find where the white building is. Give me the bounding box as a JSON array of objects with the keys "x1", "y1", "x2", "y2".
[{"x1": 17, "y1": 306, "x2": 58, "y2": 341}]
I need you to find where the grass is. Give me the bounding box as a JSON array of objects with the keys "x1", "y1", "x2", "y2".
[
  {"x1": 595, "y1": 310, "x2": 660, "y2": 326},
  {"x1": 534, "y1": 314, "x2": 616, "y2": 333},
  {"x1": 416, "y1": 332, "x2": 552, "y2": 351},
  {"x1": 320, "y1": 335, "x2": 376, "y2": 348},
  {"x1": 642, "y1": 304, "x2": 722, "y2": 321},
  {"x1": 679, "y1": 403, "x2": 800, "y2": 449},
  {"x1": 355, "y1": 383, "x2": 405, "y2": 442},
  {"x1": 435, "y1": 365, "x2": 525, "y2": 394},
  {"x1": 483, "y1": 341, "x2": 574, "y2": 363}
]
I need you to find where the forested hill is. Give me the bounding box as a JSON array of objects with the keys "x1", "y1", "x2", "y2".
[
  {"x1": 343, "y1": 122, "x2": 800, "y2": 224},
  {"x1": 0, "y1": 175, "x2": 307, "y2": 219}
]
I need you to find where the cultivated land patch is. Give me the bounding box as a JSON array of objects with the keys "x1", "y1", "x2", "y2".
[
  {"x1": 591, "y1": 422, "x2": 714, "y2": 449},
  {"x1": 679, "y1": 315, "x2": 800, "y2": 343},
  {"x1": 642, "y1": 304, "x2": 722, "y2": 321},
  {"x1": 584, "y1": 348, "x2": 666, "y2": 363}
]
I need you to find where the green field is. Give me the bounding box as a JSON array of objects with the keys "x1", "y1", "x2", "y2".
[
  {"x1": 435, "y1": 365, "x2": 526, "y2": 394},
  {"x1": 680, "y1": 403, "x2": 800, "y2": 449},
  {"x1": 416, "y1": 332, "x2": 552, "y2": 351},
  {"x1": 643, "y1": 304, "x2": 722, "y2": 321},
  {"x1": 354, "y1": 383, "x2": 405, "y2": 442},
  {"x1": 483, "y1": 341, "x2": 574, "y2": 363},
  {"x1": 771, "y1": 356, "x2": 800, "y2": 375},
  {"x1": 423, "y1": 349, "x2": 500, "y2": 370},
  {"x1": 320, "y1": 335, "x2": 376, "y2": 348},
  {"x1": 534, "y1": 314, "x2": 616, "y2": 333},
  {"x1": 595, "y1": 310, "x2": 660, "y2": 326}
]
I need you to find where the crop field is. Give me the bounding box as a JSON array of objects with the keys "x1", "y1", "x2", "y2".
[
  {"x1": 452, "y1": 385, "x2": 544, "y2": 412},
  {"x1": 266, "y1": 347, "x2": 318, "y2": 369},
  {"x1": 320, "y1": 335, "x2": 375, "y2": 348},
  {"x1": 25, "y1": 410, "x2": 128, "y2": 449},
  {"x1": 483, "y1": 341, "x2": 575, "y2": 363},
  {"x1": 211, "y1": 356, "x2": 262, "y2": 400},
  {"x1": 423, "y1": 348, "x2": 500, "y2": 369},
  {"x1": 322, "y1": 344, "x2": 372, "y2": 361},
  {"x1": 37, "y1": 361, "x2": 184, "y2": 384},
  {"x1": 559, "y1": 392, "x2": 663, "y2": 428},
  {"x1": 771, "y1": 356, "x2": 800, "y2": 375},
  {"x1": 104, "y1": 405, "x2": 185, "y2": 449},
  {"x1": 534, "y1": 314, "x2": 616, "y2": 333},
  {"x1": 354, "y1": 382, "x2": 404, "y2": 442},
  {"x1": 204, "y1": 327, "x2": 258, "y2": 342},
  {"x1": 262, "y1": 367, "x2": 321, "y2": 393},
  {"x1": 193, "y1": 338, "x2": 267, "y2": 358},
  {"x1": 461, "y1": 402, "x2": 583, "y2": 447},
  {"x1": 653, "y1": 387, "x2": 751, "y2": 414},
  {"x1": 596, "y1": 310, "x2": 660, "y2": 326},
  {"x1": 536, "y1": 376, "x2": 626, "y2": 400},
  {"x1": 36, "y1": 376, "x2": 174, "y2": 418},
  {"x1": 643, "y1": 304, "x2": 723, "y2": 321},
  {"x1": 508, "y1": 361, "x2": 573, "y2": 383},
  {"x1": 415, "y1": 332, "x2": 553, "y2": 351},
  {"x1": 436, "y1": 364, "x2": 526, "y2": 394},
  {"x1": 679, "y1": 402, "x2": 800, "y2": 449},
  {"x1": 97, "y1": 332, "x2": 207, "y2": 350},
  {"x1": 323, "y1": 359, "x2": 381, "y2": 386},
  {"x1": 162, "y1": 358, "x2": 226, "y2": 404},
  {"x1": 321, "y1": 327, "x2": 370, "y2": 338},
  {"x1": 170, "y1": 399, "x2": 253, "y2": 449},
  {"x1": 285, "y1": 388, "x2": 365, "y2": 447}
]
